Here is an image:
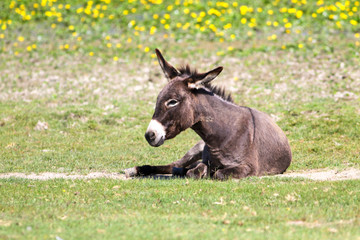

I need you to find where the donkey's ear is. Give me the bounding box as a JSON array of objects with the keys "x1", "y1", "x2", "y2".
[
  {"x1": 187, "y1": 66, "x2": 223, "y2": 89},
  {"x1": 155, "y1": 49, "x2": 180, "y2": 80}
]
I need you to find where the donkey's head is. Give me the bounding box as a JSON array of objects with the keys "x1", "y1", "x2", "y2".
[{"x1": 145, "y1": 49, "x2": 223, "y2": 147}]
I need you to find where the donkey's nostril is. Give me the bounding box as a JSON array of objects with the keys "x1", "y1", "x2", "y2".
[{"x1": 145, "y1": 131, "x2": 156, "y2": 143}]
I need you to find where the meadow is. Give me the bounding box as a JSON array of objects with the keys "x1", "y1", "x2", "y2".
[{"x1": 1, "y1": 0, "x2": 360, "y2": 239}]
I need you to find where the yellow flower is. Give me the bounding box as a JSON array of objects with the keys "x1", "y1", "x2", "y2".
[
  {"x1": 281, "y1": 45, "x2": 286, "y2": 49},
  {"x1": 27, "y1": 46, "x2": 32, "y2": 51},
  {"x1": 164, "y1": 13, "x2": 170, "y2": 19},
  {"x1": 285, "y1": 22, "x2": 292, "y2": 28},
  {"x1": 164, "y1": 24, "x2": 170, "y2": 29},
  {"x1": 127, "y1": 38, "x2": 132, "y2": 43},
  {"x1": 223, "y1": 23, "x2": 232, "y2": 29},
  {"x1": 216, "y1": 51, "x2": 224, "y2": 56},
  {"x1": 350, "y1": 20, "x2": 358, "y2": 26},
  {"x1": 151, "y1": 53, "x2": 156, "y2": 58},
  {"x1": 184, "y1": 8, "x2": 190, "y2": 14},
  {"x1": 64, "y1": 44, "x2": 69, "y2": 49},
  {"x1": 18, "y1": 36, "x2": 25, "y2": 42},
  {"x1": 266, "y1": 21, "x2": 272, "y2": 26},
  {"x1": 340, "y1": 13, "x2": 348, "y2": 20},
  {"x1": 241, "y1": 18, "x2": 247, "y2": 24},
  {"x1": 167, "y1": 5, "x2": 173, "y2": 11},
  {"x1": 240, "y1": 5, "x2": 248, "y2": 15},
  {"x1": 123, "y1": 10, "x2": 129, "y2": 15},
  {"x1": 116, "y1": 43, "x2": 122, "y2": 48},
  {"x1": 298, "y1": 43, "x2": 304, "y2": 49},
  {"x1": 153, "y1": 14, "x2": 159, "y2": 19},
  {"x1": 355, "y1": 33, "x2": 360, "y2": 38},
  {"x1": 89, "y1": 52, "x2": 94, "y2": 56},
  {"x1": 0, "y1": 34, "x2": 4, "y2": 39},
  {"x1": 230, "y1": 34, "x2": 235, "y2": 40},
  {"x1": 267, "y1": 9, "x2": 274, "y2": 15},
  {"x1": 144, "y1": 47, "x2": 150, "y2": 52},
  {"x1": 77, "y1": 37, "x2": 82, "y2": 41},
  {"x1": 105, "y1": 35, "x2": 111, "y2": 40},
  {"x1": 113, "y1": 56, "x2": 119, "y2": 61},
  {"x1": 257, "y1": 7, "x2": 263, "y2": 12},
  {"x1": 106, "y1": 43, "x2": 112, "y2": 48},
  {"x1": 150, "y1": 26, "x2": 157, "y2": 35},
  {"x1": 356, "y1": 41, "x2": 360, "y2": 47},
  {"x1": 65, "y1": 4, "x2": 71, "y2": 9},
  {"x1": 312, "y1": 13, "x2": 317, "y2": 18},
  {"x1": 247, "y1": 31, "x2": 253, "y2": 37},
  {"x1": 288, "y1": 8, "x2": 296, "y2": 14},
  {"x1": 296, "y1": 10, "x2": 303, "y2": 18},
  {"x1": 227, "y1": 46, "x2": 234, "y2": 51},
  {"x1": 208, "y1": 8, "x2": 221, "y2": 16},
  {"x1": 273, "y1": 21, "x2": 279, "y2": 27}
]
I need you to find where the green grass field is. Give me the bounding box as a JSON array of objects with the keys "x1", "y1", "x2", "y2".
[{"x1": 1, "y1": 0, "x2": 360, "y2": 239}]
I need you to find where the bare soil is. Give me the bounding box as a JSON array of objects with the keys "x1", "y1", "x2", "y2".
[{"x1": 0, "y1": 169, "x2": 359, "y2": 181}]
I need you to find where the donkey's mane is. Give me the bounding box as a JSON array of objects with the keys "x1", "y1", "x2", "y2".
[{"x1": 178, "y1": 65, "x2": 233, "y2": 103}]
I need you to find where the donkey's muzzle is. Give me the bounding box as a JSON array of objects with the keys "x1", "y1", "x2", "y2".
[
  {"x1": 145, "y1": 119, "x2": 166, "y2": 147},
  {"x1": 145, "y1": 131, "x2": 164, "y2": 147}
]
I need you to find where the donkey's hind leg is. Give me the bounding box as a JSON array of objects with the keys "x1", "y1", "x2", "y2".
[
  {"x1": 213, "y1": 164, "x2": 254, "y2": 180},
  {"x1": 124, "y1": 141, "x2": 205, "y2": 178}
]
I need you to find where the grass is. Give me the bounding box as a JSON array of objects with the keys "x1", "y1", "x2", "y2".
[
  {"x1": 1, "y1": 0, "x2": 360, "y2": 239},
  {"x1": 1, "y1": 178, "x2": 360, "y2": 239}
]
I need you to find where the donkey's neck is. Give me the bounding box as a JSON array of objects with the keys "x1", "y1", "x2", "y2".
[{"x1": 191, "y1": 92, "x2": 249, "y2": 149}]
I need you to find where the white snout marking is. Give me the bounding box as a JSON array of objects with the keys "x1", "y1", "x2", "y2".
[{"x1": 146, "y1": 119, "x2": 166, "y2": 144}]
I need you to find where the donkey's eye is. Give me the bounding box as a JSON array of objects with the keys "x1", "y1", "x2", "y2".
[{"x1": 165, "y1": 99, "x2": 179, "y2": 108}]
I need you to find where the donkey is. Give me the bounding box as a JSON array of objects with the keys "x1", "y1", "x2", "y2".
[{"x1": 124, "y1": 49, "x2": 291, "y2": 180}]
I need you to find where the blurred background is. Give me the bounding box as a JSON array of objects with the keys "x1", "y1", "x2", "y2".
[{"x1": 0, "y1": 0, "x2": 359, "y2": 59}]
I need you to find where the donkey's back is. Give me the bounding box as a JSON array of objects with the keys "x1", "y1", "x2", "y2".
[{"x1": 250, "y1": 108, "x2": 291, "y2": 176}]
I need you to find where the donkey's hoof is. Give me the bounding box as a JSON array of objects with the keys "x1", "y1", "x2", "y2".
[
  {"x1": 124, "y1": 167, "x2": 138, "y2": 178},
  {"x1": 172, "y1": 167, "x2": 187, "y2": 177}
]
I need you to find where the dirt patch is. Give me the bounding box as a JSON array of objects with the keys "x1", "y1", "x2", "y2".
[
  {"x1": 287, "y1": 219, "x2": 355, "y2": 229},
  {"x1": 0, "y1": 169, "x2": 359, "y2": 181},
  {"x1": 279, "y1": 168, "x2": 360, "y2": 181}
]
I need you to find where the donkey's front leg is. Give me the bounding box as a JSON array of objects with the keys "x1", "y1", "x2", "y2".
[{"x1": 124, "y1": 141, "x2": 205, "y2": 178}]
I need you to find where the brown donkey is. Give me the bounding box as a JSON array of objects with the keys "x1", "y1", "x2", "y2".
[{"x1": 125, "y1": 49, "x2": 291, "y2": 180}]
